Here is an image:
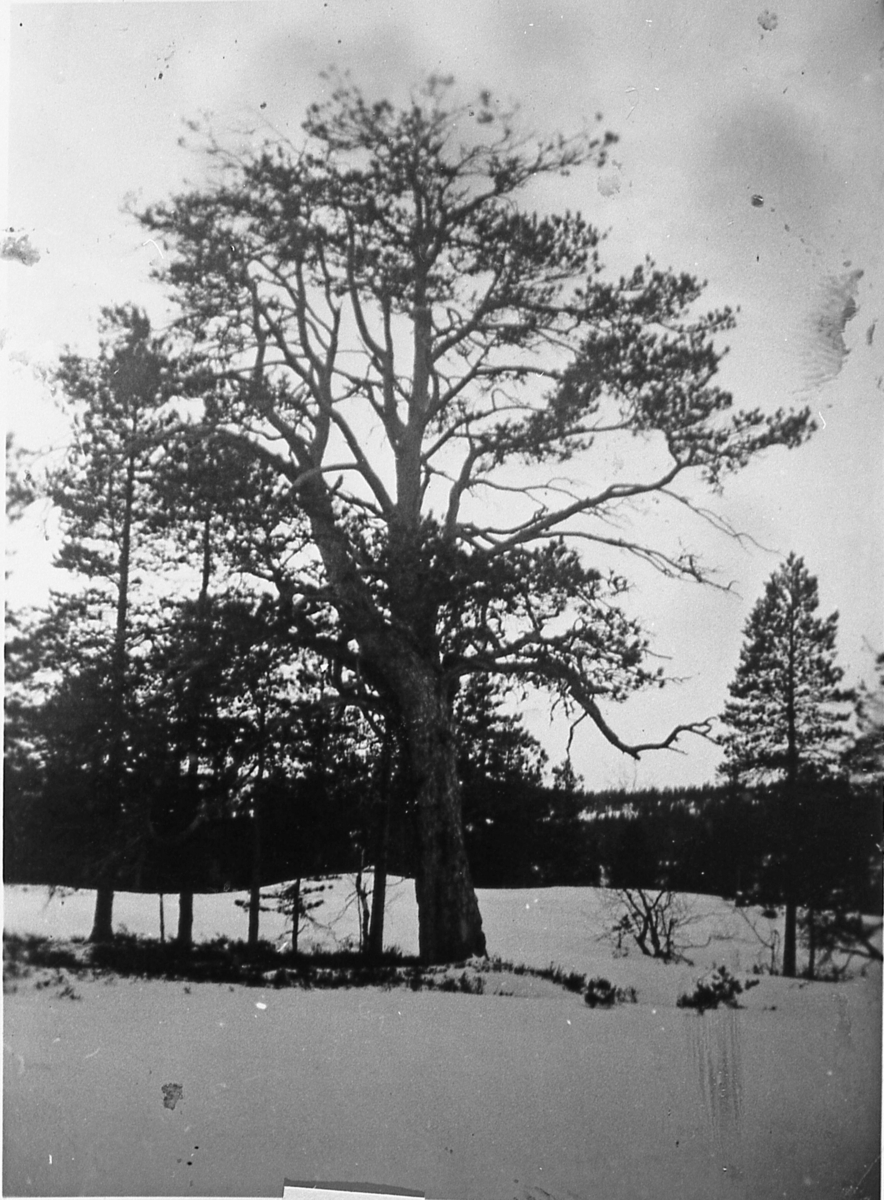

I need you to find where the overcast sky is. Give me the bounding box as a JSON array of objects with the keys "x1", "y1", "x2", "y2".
[{"x1": 4, "y1": 0, "x2": 882, "y2": 790}]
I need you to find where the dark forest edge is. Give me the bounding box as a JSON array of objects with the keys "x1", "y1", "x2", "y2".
[
  {"x1": 6, "y1": 781, "x2": 880, "y2": 912},
  {"x1": 6, "y1": 773, "x2": 881, "y2": 985}
]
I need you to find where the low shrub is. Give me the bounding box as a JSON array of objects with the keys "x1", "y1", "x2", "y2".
[
  {"x1": 6, "y1": 933, "x2": 635, "y2": 1004},
  {"x1": 485, "y1": 959, "x2": 594, "y2": 993},
  {"x1": 4, "y1": 931, "x2": 424, "y2": 991},
  {"x1": 4, "y1": 933, "x2": 84, "y2": 977},
  {"x1": 584, "y1": 977, "x2": 637, "y2": 1008},
  {"x1": 432, "y1": 971, "x2": 484, "y2": 994},
  {"x1": 547, "y1": 966, "x2": 588, "y2": 994},
  {"x1": 677, "y1": 965, "x2": 759, "y2": 1012}
]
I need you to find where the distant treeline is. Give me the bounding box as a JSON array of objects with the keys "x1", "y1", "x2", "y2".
[
  {"x1": 6, "y1": 772, "x2": 880, "y2": 916},
  {"x1": 463, "y1": 778, "x2": 882, "y2": 915},
  {"x1": 3, "y1": 770, "x2": 398, "y2": 895}
]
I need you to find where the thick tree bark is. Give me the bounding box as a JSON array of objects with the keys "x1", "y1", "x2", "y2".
[
  {"x1": 89, "y1": 886, "x2": 115, "y2": 943},
  {"x1": 401, "y1": 669, "x2": 486, "y2": 964},
  {"x1": 177, "y1": 891, "x2": 194, "y2": 948}
]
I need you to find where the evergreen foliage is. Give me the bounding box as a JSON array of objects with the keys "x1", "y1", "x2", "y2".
[
  {"x1": 719, "y1": 553, "x2": 853, "y2": 785},
  {"x1": 718, "y1": 554, "x2": 857, "y2": 976}
]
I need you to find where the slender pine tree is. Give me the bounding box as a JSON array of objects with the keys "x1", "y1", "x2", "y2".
[
  {"x1": 48, "y1": 307, "x2": 181, "y2": 939},
  {"x1": 718, "y1": 553, "x2": 853, "y2": 976}
]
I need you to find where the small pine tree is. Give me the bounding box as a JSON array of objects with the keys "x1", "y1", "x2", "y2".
[{"x1": 718, "y1": 553, "x2": 854, "y2": 976}]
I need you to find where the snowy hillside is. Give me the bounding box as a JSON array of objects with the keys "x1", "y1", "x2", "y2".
[{"x1": 4, "y1": 881, "x2": 881, "y2": 1199}]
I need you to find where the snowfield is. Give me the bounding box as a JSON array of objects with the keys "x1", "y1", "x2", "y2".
[{"x1": 3, "y1": 880, "x2": 881, "y2": 1199}]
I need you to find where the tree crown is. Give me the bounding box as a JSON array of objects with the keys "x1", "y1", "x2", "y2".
[
  {"x1": 719, "y1": 553, "x2": 854, "y2": 785},
  {"x1": 134, "y1": 75, "x2": 814, "y2": 757}
]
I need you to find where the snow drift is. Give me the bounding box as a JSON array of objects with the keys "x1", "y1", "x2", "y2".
[{"x1": 4, "y1": 881, "x2": 880, "y2": 1199}]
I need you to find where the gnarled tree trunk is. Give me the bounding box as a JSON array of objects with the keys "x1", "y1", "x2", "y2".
[
  {"x1": 298, "y1": 478, "x2": 485, "y2": 965},
  {"x1": 400, "y1": 666, "x2": 486, "y2": 964}
]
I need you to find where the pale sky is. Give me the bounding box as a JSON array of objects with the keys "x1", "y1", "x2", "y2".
[{"x1": 3, "y1": 0, "x2": 882, "y2": 790}]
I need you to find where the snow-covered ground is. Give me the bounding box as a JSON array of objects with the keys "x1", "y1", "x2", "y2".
[{"x1": 4, "y1": 880, "x2": 881, "y2": 1199}]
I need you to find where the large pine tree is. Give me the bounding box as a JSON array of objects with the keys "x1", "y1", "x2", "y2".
[
  {"x1": 137, "y1": 76, "x2": 812, "y2": 961},
  {"x1": 718, "y1": 553, "x2": 853, "y2": 975}
]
